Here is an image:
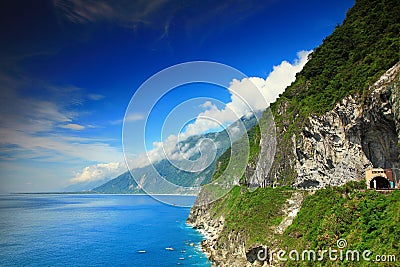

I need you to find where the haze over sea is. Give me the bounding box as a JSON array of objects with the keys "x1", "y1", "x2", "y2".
[{"x1": 0, "y1": 194, "x2": 210, "y2": 266}]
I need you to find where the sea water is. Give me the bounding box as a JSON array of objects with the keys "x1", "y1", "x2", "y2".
[{"x1": 0, "y1": 194, "x2": 211, "y2": 266}]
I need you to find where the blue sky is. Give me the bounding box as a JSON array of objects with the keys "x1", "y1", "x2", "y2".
[{"x1": 0, "y1": 0, "x2": 354, "y2": 192}]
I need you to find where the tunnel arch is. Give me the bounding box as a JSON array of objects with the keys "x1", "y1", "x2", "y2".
[{"x1": 369, "y1": 176, "x2": 390, "y2": 189}]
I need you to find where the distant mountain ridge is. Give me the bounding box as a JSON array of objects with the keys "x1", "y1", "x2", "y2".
[{"x1": 92, "y1": 114, "x2": 258, "y2": 194}]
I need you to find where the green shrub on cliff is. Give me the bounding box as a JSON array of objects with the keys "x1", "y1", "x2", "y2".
[
  {"x1": 211, "y1": 123, "x2": 261, "y2": 183},
  {"x1": 272, "y1": 0, "x2": 400, "y2": 137},
  {"x1": 210, "y1": 186, "x2": 294, "y2": 247},
  {"x1": 280, "y1": 187, "x2": 400, "y2": 266}
]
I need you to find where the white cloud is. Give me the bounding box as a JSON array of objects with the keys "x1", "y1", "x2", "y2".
[
  {"x1": 200, "y1": 101, "x2": 213, "y2": 109},
  {"x1": 111, "y1": 112, "x2": 145, "y2": 125},
  {"x1": 262, "y1": 50, "x2": 310, "y2": 102},
  {"x1": 69, "y1": 162, "x2": 126, "y2": 184},
  {"x1": 228, "y1": 50, "x2": 310, "y2": 116},
  {"x1": 60, "y1": 123, "x2": 85, "y2": 130},
  {"x1": 87, "y1": 94, "x2": 105, "y2": 101},
  {"x1": 125, "y1": 112, "x2": 145, "y2": 122}
]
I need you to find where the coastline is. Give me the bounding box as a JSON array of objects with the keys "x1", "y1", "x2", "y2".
[{"x1": 187, "y1": 221, "x2": 215, "y2": 266}]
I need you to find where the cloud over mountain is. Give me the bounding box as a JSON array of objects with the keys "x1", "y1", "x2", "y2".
[
  {"x1": 121, "y1": 51, "x2": 311, "y2": 172},
  {"x1": 69, "y1": 162, "x2": 126, "y2": 184}
]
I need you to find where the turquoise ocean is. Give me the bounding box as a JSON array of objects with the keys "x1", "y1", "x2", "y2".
[{"x1": 0, "y1": 194, "x2": 211, "y2": 266}]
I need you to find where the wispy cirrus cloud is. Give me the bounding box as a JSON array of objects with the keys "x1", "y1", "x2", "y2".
[
  {"x1": 53, "y1": 0, "x2": 274, "y2": 44},
  {"x1": 110, "y1": 112, "x2": 145, "y2": 125},
  {"x1": 125, "y1": 113, "x2": 145, "y2": 122},
  {"x1": 60, "y1": 123, "x2": 85, "y2": 130},
  {"x1": 0, "y1": 73, "x2": 120, "y2": 163},
  {"x1": 53, "y1": 0, "x2": 174, "y2": 25},
  {"x1": 0, "y1": 129, "x2": 122, "y2": 163},
  {"x1": 87, "y1": 93, "x2": 105, "y2": 101}
]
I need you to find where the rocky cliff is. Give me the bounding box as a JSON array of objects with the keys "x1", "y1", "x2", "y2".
[
  {"x1": 267, "y1": 62, "x2": 400, "y2": 189},
  {"x1": 187, "y1": 63, "x2": 400, "y2": 266},
  {"x1": 187, "y1": 189, "x2": 304, "y2": 267}
]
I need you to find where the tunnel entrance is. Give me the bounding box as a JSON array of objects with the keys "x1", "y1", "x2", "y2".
[
  {"x1": 369, "y1": 176, "x2": 390, "y2": 189},
  {"x1": 361, "y1": 100, "x2": 400, "y2": 169}
]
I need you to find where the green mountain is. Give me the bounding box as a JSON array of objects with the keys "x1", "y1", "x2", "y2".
[{"x1": 188, "y1": 0, "x2": 400, "y2": 266}]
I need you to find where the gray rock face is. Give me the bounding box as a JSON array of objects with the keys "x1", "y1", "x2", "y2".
[
  {"x1": 273, "y1": 191, "x2": 304, "y2": 235},
  {"x1": 247, "y1": 115, "x2": 277, "y2": 188},
  {"x1": 260, "y1": 62, "x2": 400, "y2": 189},
  {"x1": 292, "y1": 94, "x2": 372, "y2": 188}
]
